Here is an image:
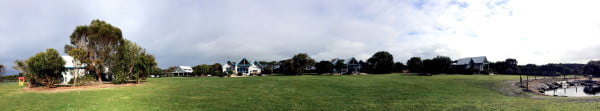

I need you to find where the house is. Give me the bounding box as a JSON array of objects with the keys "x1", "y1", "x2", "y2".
[
  {"x1": 453, "y1": 56, "x2": 489, "y2": 73},
  {"x1": 60, "y1": 56, "x2": 87, "y2": 84},
  {"x1": 332, "y1": 57, "x2": 363, "y2": 74},
  {"x1": 346, "y1": 57, "x2": 361, "y2": 74},
  {"x1": 171, "y1": 66, "x2": 193, "y2": 76},
  {"x1": 222, "y1": 58, "x2": 263, "y2": 76}
]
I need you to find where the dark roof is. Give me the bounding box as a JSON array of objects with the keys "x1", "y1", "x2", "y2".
[
  {"x1": 454, "y1": 56, "x2": 488, "y2": 65},
  {"x1": 238, "y1": 58, "x2": 251, "y2": 66}
]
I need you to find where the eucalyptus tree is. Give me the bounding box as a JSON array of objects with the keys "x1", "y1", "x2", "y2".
[
  {"x1": 135, "y1": 52, "x2": 157, "y2": 83},
  {"x1": 66, "y1": 19, "x2": 123, "y2": 84},
  {"x1": 111, "y1": 39, "x2": 141, "y2": 84}
]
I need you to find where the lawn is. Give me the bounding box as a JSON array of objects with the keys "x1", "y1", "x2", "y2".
[{"x1": 0, "y1": 74, "x2": 599, "y2": 110}]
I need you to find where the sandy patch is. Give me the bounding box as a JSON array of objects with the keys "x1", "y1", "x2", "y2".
[{"x1": 24, "y1": 83, "x2": 143, "y2": 93}]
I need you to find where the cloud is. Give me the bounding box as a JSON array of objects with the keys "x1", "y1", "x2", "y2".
[{"x1": 2, "y1": 0, "x2": 600, "y2": 75}]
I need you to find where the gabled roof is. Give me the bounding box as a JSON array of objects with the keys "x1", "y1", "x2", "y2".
[
  {"x1": 225, "y1": 61, "x2": 236, "y2": 66},
  {"x1": 238, "y1": 58, "x2": 251, "y2": 66},
  {"x1": 454, "y1": 56, "x2": 488, "y2": 65},
  {"x1": 253, "y1": 61, "x2": 264, "y2": 68},
  {"x1": 345, "y1": 57, "x2": 359, "y2": 65}
]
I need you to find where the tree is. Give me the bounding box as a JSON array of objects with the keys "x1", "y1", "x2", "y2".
[
  {"x1": 490, "y1": 58, "x2": 519, "y2": 74},
  {"x1": 211, "y1": 63, "x2": 223, "y2": 77},
  {"x1": 26, "y1": 48, "x2": 66, "y2": 88},
  {"x1": 422, "y1": 56, "x2": 452, "y2": 74},
  {"x1": 393, "y1": 62, "x2": 407, "y2": 73},
  {"x1": 110, "y1": 39, "x2": 141, "y2": 84},
  {"x1": 135, "y1": 52, "x2": 157, "y2": 83},
  {"x1": 332, "y1": 59, "x2": 346, "y2": 73},
  {"x1": 315, "y1": 61, "x2": 334, "y2": 74},
  {"x1": 280, "y1": 53, "x2": 315, "y2": 75},
  {"x1": 192, "y1": 64, "x2": 211, "y2": 76},
  {"x1": 584, "y1": 61, "x2": 600, "y2": 77},
  {"x1": 0, "y1": 64, "x2": 5, "y2": 81},
  {"x1": 66, "y1": 19, "x2": 123, "y2": 84},
  {"x1": 367, "y1": 51, "x2": 394, "y2": 74},
  {"x1": 407, "y1": 57, "x2": 423, "y2": 73}
]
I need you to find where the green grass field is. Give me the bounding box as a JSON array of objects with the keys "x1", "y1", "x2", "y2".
[{"x1": 0, "y1": 74, "x2": 599, "y2": 110}]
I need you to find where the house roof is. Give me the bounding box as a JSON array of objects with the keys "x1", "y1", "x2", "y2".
[
  {"x1": 345, "y1": 57, "x2": 359, "y2": 65},
  {"x1": 454, "y1": 56, "x2": 488, "y2": 65},
  {"x1": 238, "y1": 58, "x2": 251, "y2": 66}
]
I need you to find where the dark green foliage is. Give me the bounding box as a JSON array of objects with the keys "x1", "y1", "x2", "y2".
[
  {"x1": 211, "y1": 63, "x2": 224, "y2": 77},
  {"x1": 490, "y1": 58, "x2": 519, "y2": 74},
  {"x1": 315, "y1": 61, "x2": 334, "y2": 74},
  {"x1": 25, "y1": 48, "x2": 66, "y2": 88},
  {"x1": 367, "y1": 51, "x2": 394, "y2": 74},
  {"x1": 422, "y1": 56, "x2": 452, "y2": 74},
  {"x1": 192, "y1": 64, "x2": 211, "y2": 76},
  {"x1": 0, "y1": 64, "x2": 5, "y2": 81},
  {"x1": 584, "y1": 61, "x2": 600, "y2": 77},
  {"x1": 407, "y1": 57, "x2": 423, "y2": 73},
  {"x1": 280, "y1": 53, "x2": 315, "y2": 75},
  {"x1": 392, "y1": 62, "x2": 407, "y2": 72},
  {"x1": 333, "y1": 59, "x2": 346, "y2": 73}
]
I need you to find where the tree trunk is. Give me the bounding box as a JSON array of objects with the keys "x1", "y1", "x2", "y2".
[
  {"x1": 72, "y1": 70, "x2": 78, "y2": 87},
  {"x1": 96, "y1": 68, "x2": 103, "y2": 85}
]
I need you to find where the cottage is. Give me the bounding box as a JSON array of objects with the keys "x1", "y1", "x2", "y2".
[
  {"x1": 332, "y1": 57, "x2": 363, "y2": 74},
  {"x1": 171, "y1": 66, "x2": 193, "y2": 76},
  {"x1": 346, "y1": 57, "x2": 361, "y2": 74},
  {"x1": 60, "y1": 56, "x2": 87, "y2": 84},
  {"x1": 222, "y1": 58, "x2": 263, "y2": 76},
  {"x1": 453, "y1": 56, "x2": 489, "y2": 73}
]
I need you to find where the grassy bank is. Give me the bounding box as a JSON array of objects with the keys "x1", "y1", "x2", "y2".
[{"x1": 0, "y1": 74, "x2": 598, "y2": 110}]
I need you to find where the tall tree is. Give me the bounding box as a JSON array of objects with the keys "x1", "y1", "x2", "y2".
[
  {"x1": 66, "y1": 19, "x2": 123, "y2": 84},
  {"x1": 110, "y1": 39, "x2": 141, "y2": 84},
  {"x1": 135, "y1": 52, "x2": 157, "y2": 83},
  {"x1": 315, "y1": 61, "x2": 334, "y2": 74},
  {"x1": 26, "y1": 48, "x2": 66, "y2": 88},
  {"x1": 407, "y1": 57, "x2": 423, "y2": 73},
  {"x1": 367, "y1": 51, "x2": 394, "y2": 74}
]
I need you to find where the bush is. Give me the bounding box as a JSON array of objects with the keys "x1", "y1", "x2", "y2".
[{"x1": 69, "y1": 74, "x2": 96, "y2": 86}]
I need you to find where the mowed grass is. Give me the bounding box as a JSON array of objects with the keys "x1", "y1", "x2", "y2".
[{"x1": 0, "y1": 74, "x2": 599, "y2": 110}]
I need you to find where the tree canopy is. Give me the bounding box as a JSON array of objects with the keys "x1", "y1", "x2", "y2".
[
  {"x1": 407, "y1": 57, "x2": 423, "y2": 73},
  {"x1": 26, "y1": 48, "x2": 66, "y2": 88},
  {"x1": 315, "y1": 61, "x2": 334, "y2": 74},
  {"x1": 280, "y1": 53, "x2": 315, "y2": 75},
  {"x1": 66, "y1": 19, "x2": 123, "y2": 84},
  {"x1": 422, "y1": 56, "x2": 452, "y2": 74},
  {"x1": 367, "y1": 51, "x2": 393, "y2": 74}
]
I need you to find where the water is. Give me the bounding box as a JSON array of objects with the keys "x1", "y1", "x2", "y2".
[{"x1": 544, "y1": 86, "x2": 600, "y2": 97}]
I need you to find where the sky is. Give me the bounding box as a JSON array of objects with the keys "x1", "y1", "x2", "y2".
[{"x1": 2, "y1": 0, "x2": 600, "y2": 74}]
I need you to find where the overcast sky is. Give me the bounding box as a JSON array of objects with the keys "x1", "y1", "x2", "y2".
[{"x1": 2, "y1": 0, "x2": 600, "y2": 74}]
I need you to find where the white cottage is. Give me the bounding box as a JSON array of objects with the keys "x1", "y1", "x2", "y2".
[
  {"x1": 222, "y1": 58, "x2": 263, "y2": 76},
  {"x1": 60, "y1": 56, "x2": 87, "y2": 84},
  {"x1": 171, "y1": 66, "x2": 193, "y2": 76}
]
